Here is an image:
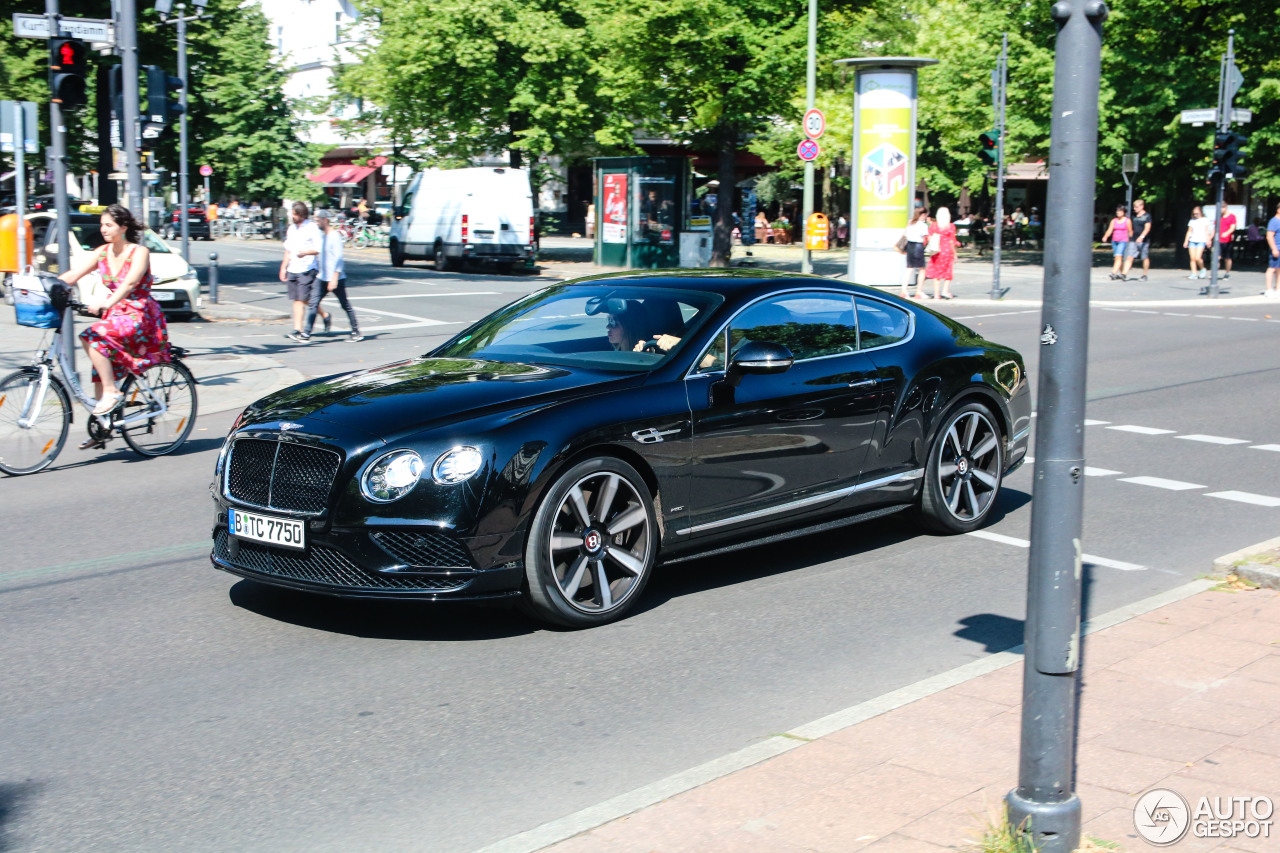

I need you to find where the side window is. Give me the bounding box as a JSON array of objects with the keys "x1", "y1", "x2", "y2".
[
  {"x1": 728, "y1": 292, "x2": 859, "y2": 361},
  {"x1": 856, "y1": 297, "x2": 910, "y2": 348},
  {"x1": 695, "y1": 327, "x2": 727, "y2": 373}
]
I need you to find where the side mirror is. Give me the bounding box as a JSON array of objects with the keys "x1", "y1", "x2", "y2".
[
  {"x1": 727, "y1": 340, "x2": 794, "y2": 387},
  {"x1": 393, "y1": 206, "x2": 406, "y2": 219}
]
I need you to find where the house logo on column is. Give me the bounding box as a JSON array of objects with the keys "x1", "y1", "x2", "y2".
[{"x1": 860, "y1": 143, "x2": 908, "y2": 201}]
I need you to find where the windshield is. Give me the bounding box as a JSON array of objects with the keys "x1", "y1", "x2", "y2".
[{"x1": 434, "y1": 284, "x2": 723, "y2": 372}]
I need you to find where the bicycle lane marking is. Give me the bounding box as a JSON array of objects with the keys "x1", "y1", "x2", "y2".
[{"x1": 0, "y1": 541, "x2": 210, "y2": 591}]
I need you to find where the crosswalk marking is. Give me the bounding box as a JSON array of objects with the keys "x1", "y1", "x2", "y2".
[
  {"x1": 1108, "y1": 425, "x2": 1175, "y2": 435},
  {"x1": 965, "y1": 531, "x2": 1146, "y2": 570},
  {"x1": 1176, "y1": 434, "x2": 1251, "y2": 445},
  {"x1": 1083, "y1": 419, "x2": 1111, "y2": 426},
  {"x1": 1205, "y1": 491, "x2": 1280, "y2": 508},
  {"x1": 1250, "y1": 445, "x2": 1280, "y2": 453},
  {"x1": 1119, "y1": 476, "x2": 1205, "y2": 491},
  {"x1": 1084, "y1": 467, "x2": 1122, "y2": 477}
]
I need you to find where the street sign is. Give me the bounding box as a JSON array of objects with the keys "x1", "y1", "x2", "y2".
[
  {"x1": 0, "y1": 101, "x2": 39, "y2": 154},
  {"x1": 200, "y1": 165, "x2": 213, "y2": 177},
  {"x1": 1122, "y1": 153, "x2": 1138, "y2": 173},
  {"x1": 1231, "y1": 108, "x2": 1252, "y2": 124},
  {"x1": 803, "y1": 108, "x2": 825, "y2": 140},
  {"x1": 797, "y1": 139, "x2": 820, "y2": 162},
  {"x1": 1225, "y1": 64, "x2": 1245, "y2": 104},
  {"x1": 1179, "y1": 108, "x2": 1216, "y2": 126},
  {"x1": 12, "y1": 13, "x2": 113, "y2": 43}
]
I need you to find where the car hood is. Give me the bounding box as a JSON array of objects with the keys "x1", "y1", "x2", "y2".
[{"x1": 246, "y1": 357, "x2": 642, "y2": 441}]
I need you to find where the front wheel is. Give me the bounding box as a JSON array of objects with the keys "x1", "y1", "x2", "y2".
[
  {"x1": 0, "y1": 370, "x2": 71, "y2": 476},
  {"x1": 118, "y1": 360, "x2": 198, "y2": 457},
  {"x1": 521, "y1": 457, "x2": 658, "y2": 628},
  {"x1": 353, "y1": 230, "x2": 370, "y2": 250},
  {"x1": 389, "y1": 240, "x2": 405, "y2": 267},
  {"x1": 918, "y1": 402, "x2": 1004, "y2": 533}
]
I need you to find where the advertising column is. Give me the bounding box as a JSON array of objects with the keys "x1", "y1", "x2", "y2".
[{"x1": 836, "y1": 58, "x2": 937, "y2": 286}]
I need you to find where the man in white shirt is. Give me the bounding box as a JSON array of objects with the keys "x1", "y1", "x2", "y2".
[
  {"x1": 302, "y1": 212, "x2": 362, "y2": 342},
  {"x1": 280, "y1": 201, "x2": 323, "y2": 342}
]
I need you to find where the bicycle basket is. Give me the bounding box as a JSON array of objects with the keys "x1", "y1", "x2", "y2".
[{"x1": 12, "y1": 270, "x2": 66, "y2": 329}]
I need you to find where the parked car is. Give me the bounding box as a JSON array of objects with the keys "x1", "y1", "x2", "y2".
[
  {"x1": 210, "y1": 271, "x2": 1031, "y2": 627},
  {"x1": 164, "y1": 205, "x2": 211, "y2": 241},
  {"x1": 28, "y1": 212, "x2": 201, "y2": 320},
  {"x1": 389, "y1": 167, "x2": 535, "y2": 272}
]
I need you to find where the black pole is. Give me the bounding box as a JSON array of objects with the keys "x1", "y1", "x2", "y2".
[
  {"x1": 177, "y1": 3, "x2": 191, "y2": 263},
  {"x1": 118, "y1": 0, "x2": 143, "y2": 213},
  {"x1": 208, "y1": 251, "x2": 218, "y2": 304},
  {"x1": 990, "y1": 34, "x2": 1007, "y2": 300},
  {"x1": 1005, "y1": 2, "x2": 1105, "y2": 852}
]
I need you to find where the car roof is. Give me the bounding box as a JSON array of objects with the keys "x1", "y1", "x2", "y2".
[{"x1": 562, "y1": 269, "x2": 873, "y2": 299}]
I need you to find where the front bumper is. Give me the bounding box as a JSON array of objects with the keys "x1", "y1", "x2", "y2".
[{"x1": 209, "y1": 515, "x2": 524, "y2": 601}]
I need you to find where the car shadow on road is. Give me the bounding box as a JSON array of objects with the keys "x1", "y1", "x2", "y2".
[
  {"x1": 0, "y1": 781, "x2": 40, "y2": 853},
  {"x1": 227, "y1": 580, "x2": 539, "y2": 641},
  {"x1": 637, "y1": 487, "x2": 1033, "y2": 618}
]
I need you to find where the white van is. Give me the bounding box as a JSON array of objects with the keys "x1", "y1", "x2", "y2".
[{"x1": 389, "y1": 167, "x2": 536, "y2": 272}]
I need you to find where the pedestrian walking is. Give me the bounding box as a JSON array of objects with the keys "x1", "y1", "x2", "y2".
[
  {"x1": 925, "y1": 206, "x2": 957, "y2": 299},
  {"x1": 1183, "y1": 206, "x2": 1214, "y2": 279},
  {"x1": 280, "y1": 201, "x2": 323, "y2": 342},
  {"x1": 1216, "y1": 202, "x2": 1237, "y2": 280},
  {"x1": 1121, "y1": 198, "x2": 1152, "y2": 281},
  {"x1": 301, "y1": 212, "x2": 362, "y2": 342},
  {"x1": 899, "y1": 208, "x2": 929, "y2": 299},
  {"x1": 836, "y1": 213, "x2": 849, "y2": 248},
  {"x1": 1265, "y1": 202, "x2": 1280, "y2": 298},
  {"x1": 1101, "y1": 204, "x2": 1131, "y2": 279}
]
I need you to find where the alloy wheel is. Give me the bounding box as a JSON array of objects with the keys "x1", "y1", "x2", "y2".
[
  {"x1": 547, "y1": 471, "x2": 652, "y2": 614},
  {"x1": 935, "y1": 409, "x2": 1002, "y2": 521}
]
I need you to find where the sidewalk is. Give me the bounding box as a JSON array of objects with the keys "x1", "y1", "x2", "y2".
[
  {"x1": 535, "y1": 237, "x2": 1277, "y2": 306},
  {"x1": 485, "y1": 538, "x2": 1280, "y2": 853}
]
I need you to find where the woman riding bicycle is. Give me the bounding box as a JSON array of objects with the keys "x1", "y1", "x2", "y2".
[{"x1": 58, "y1": 204, "x2": 172, "y2": 436}]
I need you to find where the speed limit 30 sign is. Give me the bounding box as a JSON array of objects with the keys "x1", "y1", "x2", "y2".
[{"x1": 803, "y1": 108, "x2": 825, "y2": 140}]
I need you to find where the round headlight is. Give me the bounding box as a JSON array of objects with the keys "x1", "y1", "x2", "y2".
[
  {"x1": 432, "y1": 446, "x2": 483, "y2": 485},
  {"x1": 362, "y1": 449, "x2": 425, "y2": 503}
]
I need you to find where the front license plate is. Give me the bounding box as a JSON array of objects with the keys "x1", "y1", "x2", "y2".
[
  {"x1": 152, "y1": 290, "x2": 176, "y2": 302},
  {"x1": 229, "y1": 508, "x2": 306, "y2": 550}
]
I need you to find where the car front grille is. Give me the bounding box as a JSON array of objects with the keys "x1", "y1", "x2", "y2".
[
  {"x1": 214, "y1": 529, "x2": 471, "y2": 592},
  {"x1": 371, "y1": 530, "x2": 475, "y2": 569},
  {"x1": 225, "y1": 438, "x2": 340, "y2": 515}
]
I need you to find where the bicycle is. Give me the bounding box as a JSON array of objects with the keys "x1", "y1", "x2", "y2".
[{"x1": 0, "y1": 287, "x2": 198, "y2": 476}]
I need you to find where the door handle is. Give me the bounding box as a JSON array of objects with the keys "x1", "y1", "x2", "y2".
[{"x1": 847, "y1": 378, "x2": 878, "y2": 390}]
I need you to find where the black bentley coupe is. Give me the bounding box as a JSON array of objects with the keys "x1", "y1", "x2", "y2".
[{"x1": 211, "y1": 271, "x2": 1030, "y2": 627}]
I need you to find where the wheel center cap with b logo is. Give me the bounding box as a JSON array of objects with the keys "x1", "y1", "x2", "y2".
[
  {"x1": 956, "y1": 457, "x2": 970, "y2": 476},
  {"x1": 583, "y1": 529, "x2": 604, "y2": 554}
]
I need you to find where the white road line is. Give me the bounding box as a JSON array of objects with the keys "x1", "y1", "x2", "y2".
[
  {"x1": 352, "y1": 306, "x2": 453, "y2": 323},
  {"x1": 967, "y1": 530, "x2": 1029, "y2": 548},
  {"x1": 1194, "y1": 314, "x2": 1224, "y2": 319},
  {"x1": 347, "y1": 291, "x2": 499, "y2": 300},
  {"x1": 1205, "y1": 491, "x2": 1280, "y2": 508},
  {"x1": 1084, "y1": 467, "x2": 1123, "y2": 477},
  {"x1": 1118, "y1": 476, "x2": 1206, "y2": 491},
  {"x1": 1250, "y1": 444, "x2": 1280, "y2": 453},
  {"x1": 965, "y1": 531, "x2": 1145, "y2": 570},
  {"x1": 357, "y1": 320, "x2": 462, "y2": 332},
  {"x1": 1163, "y1": 312, "x2": 1191, "y2": 317},
  {"x1": 1130, "y1": 309, "x2": 1159, "y2": 314},
  {"x1": 1101, "y1": 307, "x2": 1128, "y2": 312},
  {"x1": 1230, "y1": 317, "x2": 1260, "y2": 322},
  {"x1": 1176, "y1": 434, "x2": 1251, "y2": 445},
  {"x1": 1083, "y1": 419, "x2": 1111, "y2": 426},
  {"x1": 1107, "y1": 425, "x2": 1175, "y2": 435}
]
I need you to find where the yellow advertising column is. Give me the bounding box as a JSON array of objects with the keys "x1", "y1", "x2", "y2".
[{"x1": 835, "y1": 57, "x2": 938, "y2": 286}]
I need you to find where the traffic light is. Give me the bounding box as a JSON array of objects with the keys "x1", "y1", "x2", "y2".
[
  {"x1": 978, "y1": 130, "x2": 1000, "y2": 167},
  {"x1": 143, "y1": 65, "x2": 184, "y2": 138},
  {"x1": 1222, "y1": 131, "x2": 1247, "y2": 178},
  {"x1": 49, "y1": 38, "x2": 88, "y2": 109}
]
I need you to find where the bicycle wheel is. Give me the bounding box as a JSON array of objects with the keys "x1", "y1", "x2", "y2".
[
  {"x1": 0, "y1": 370, "x2": 71, "y2": 476},
  {"x1": 353, "y1": 230, "x2": 370, "y2": 249},
  {"x1": 118, "y1": 360, "x2": 198, "y2": 457}
]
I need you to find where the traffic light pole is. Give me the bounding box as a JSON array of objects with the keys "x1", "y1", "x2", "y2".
[
  {"x1": 118, "y1": 0, "x2": 144, "y2": 213},
  {"x1": 45, "y1": 0, "x2": 72, "y2": 372},
  {"x1": 1005, "y1": 1, "x2": 1105, "y2": 850},
  {"x1": 1207, "y1": 31, "x2": 1236, "y2": 301},
  {"x1": 989, "y1": 34, "x2": 1007, "y2": 301}
]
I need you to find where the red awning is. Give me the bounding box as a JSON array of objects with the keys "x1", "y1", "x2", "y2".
[{"x1": 309, "y1": 163, "x2": 378, "y2": 187}]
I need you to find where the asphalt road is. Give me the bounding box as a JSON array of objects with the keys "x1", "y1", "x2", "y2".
[{"x1": 1, "y1": 242, "x2": 1277, "y2": 852}]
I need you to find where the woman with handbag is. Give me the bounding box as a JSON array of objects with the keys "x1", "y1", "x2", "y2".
[
  {"x1": 925, "y1": 207, "x2": 957, "y2": 299},
  {"x1": 899, "y1": 208, "x2": 929, "y2": 298}
]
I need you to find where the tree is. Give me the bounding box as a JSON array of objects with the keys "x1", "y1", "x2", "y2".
[
  {"x1": 337, "y1": 0, "x2": 621, "y2": 170},
  {"x1": 589, "y1": 0, "x2": 807, "y2": 265}
]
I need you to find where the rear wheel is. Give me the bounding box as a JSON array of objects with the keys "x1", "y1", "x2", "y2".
[
  {"x1": 521, "y1": 457, "x2": 657, "y2": 628},
  {"x1": 118, "y1": 361, "x2": 198, "y2": 457},
  {"x1": 433, "y1": 240, "x2": 456, "y2": 272},
  {"x1": 0, "y1": 370, "x2": 70, "y2": 476},
  {"x1": 919, "y1": 402, "x2": 1004, "y2": 533}
]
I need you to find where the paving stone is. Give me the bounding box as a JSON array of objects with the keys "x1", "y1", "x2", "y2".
[
  {"x1": 761, "y1": 737, "x2": 883, "y2": 790},
  {"x1": 1199, "y1": 678, "x2": 1280, "y2": 712},
  {"x1": 1177, "y1": 744, "x2": 1280, "y2": 792},
  {"x1": 756, "y1": 792, "x2": 915, "y2": 853},
  {"x1": 888, "y1": 690, "x2": 1010, "y2": 731},
  {"x1": 1137, "y1": 601, "x2": 1230, "y2": 630},
  {"x1": 1238, "y1": 719, "x2": 1280, "y2": 757},
  {"x1": 1080, "y1": 669, "x2": 1197, "y2": 715},
  {"x1": 859, "y1": 832, "x2": 953, "y2": 852},
  {"x1": 1076, "y1": 634, "x2": 1152, "y2": 669},
  {"x1": 1232, "y1": 654, "x2": 1280, "y2": 686},
  {"x1": 1154, "y1": 629, "x2": 1274, "y2": 670},
  {"x1": 1075, "y1": 742, "x2": 1187, "y2": 794},
  {"x1": 1103, "y1": 616, "x2": 1196, "y2": 645},
  {"x1": 1138, "y1": 697, "x2": 1276, "y2": 736},
  {"x1": 675, "y1": 762, "x2": 813, "y2": 825},
  {"x1": 888, "y1": 728, "x2": 1017, "y2": 785},
  {"x1": 1092, "y1": 719, "x2": 1236, "y2": 763},
  {"x1": 950, "y1": 662, "x2": 1024, "y2": 706},
  {"x1": 822, "y1": 763, "x2": 985, "y2": 818},
  {"x1": 683, "y1": 827, "x2": 815, "y2": 853}
]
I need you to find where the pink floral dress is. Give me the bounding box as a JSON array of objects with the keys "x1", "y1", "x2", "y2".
[
  {"x1": 80, "y1": 244, "x2": 171, "y2": 382},
  {"x1": 925, "y1": 222, "x2": 957, "y2": 281}
]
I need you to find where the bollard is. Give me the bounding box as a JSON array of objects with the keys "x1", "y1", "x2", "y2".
[{"x1": 208, "y1": 252, "x2": 219, "y2": 304}]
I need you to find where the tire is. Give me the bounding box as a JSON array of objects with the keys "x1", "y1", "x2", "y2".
[
  {"x1": 433, "y1": 241, "x2": 456, "y2": 272},
  {"x1": 353, "y1": 231, "x2": 370, "y2": 250},
  {"x1": 390, "y1": 240, "x2": 405, "y2": 267},
  {"x1": 918, "y1": 401, "x2": 1004, "y2": 533},
  {"x1": 118, "y1": 360, "x2": 198, "y2": 457},
  {"x1": 520, "y1": 457, "x2": 658, "y2": 628},
  {"x1": 0, "y1": 370, "x2": 71, "y2": 476}
]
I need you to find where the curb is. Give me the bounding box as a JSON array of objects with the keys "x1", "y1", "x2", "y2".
[
  {"x1": 1213, "y1": 535, "x2": 1280, "y2": 589},
  {"x1": 474, "y1": 576, "x2": 1219, "y2": 853},
  {"x1": 1210, "y1": 534, "x2": 1280, "y2": 571}
]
